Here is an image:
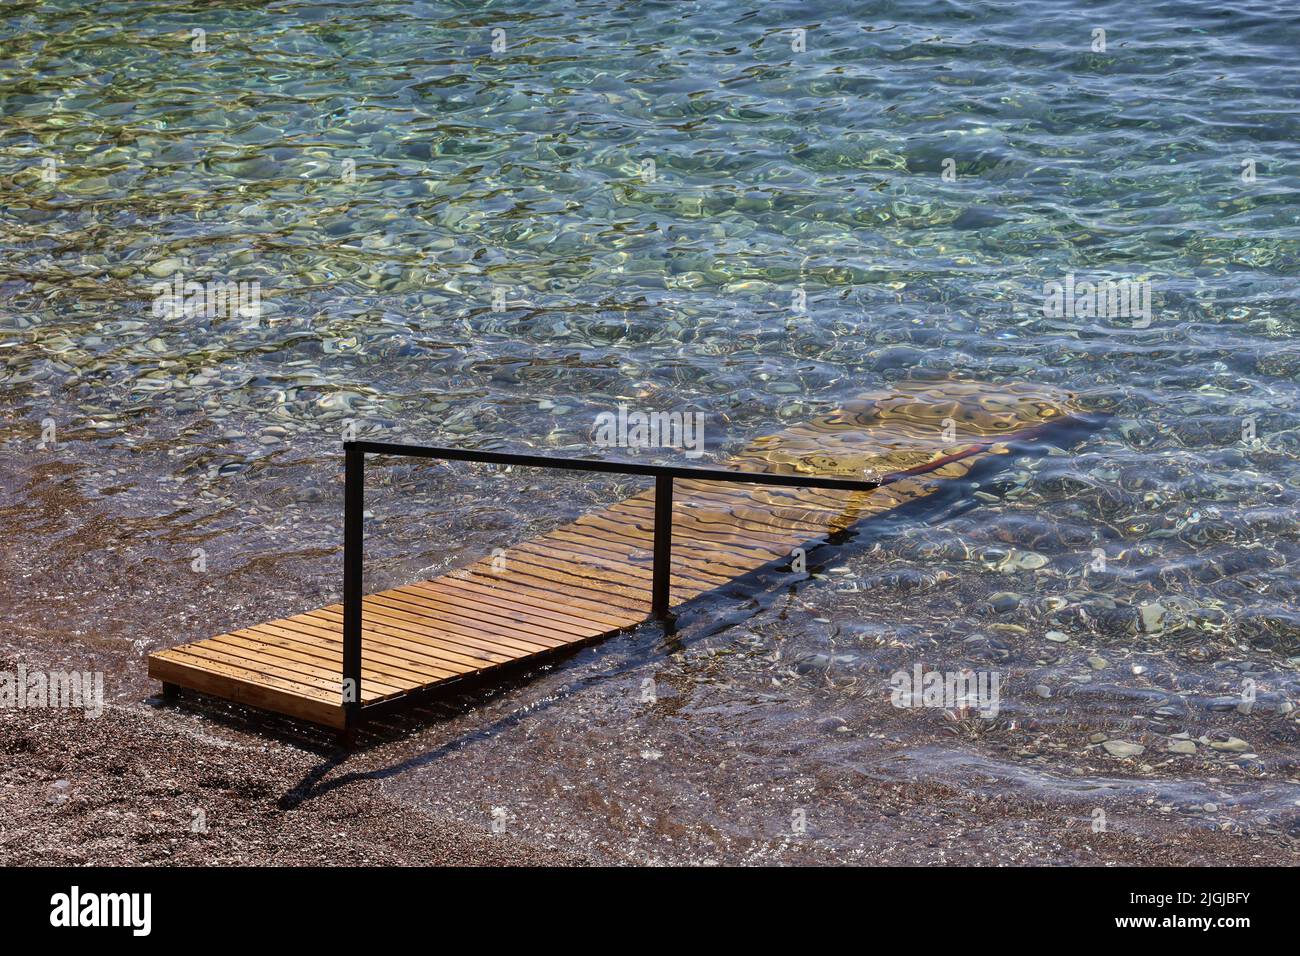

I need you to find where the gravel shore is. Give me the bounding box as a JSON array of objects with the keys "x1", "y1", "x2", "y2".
[{"x1": 0, "y1": 701, "x2": 586, "y2": 867}]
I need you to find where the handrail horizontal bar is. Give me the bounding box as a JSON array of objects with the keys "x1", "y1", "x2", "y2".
[{"x1": 343, "y1": 439, "x2": 903, "y2": 491}]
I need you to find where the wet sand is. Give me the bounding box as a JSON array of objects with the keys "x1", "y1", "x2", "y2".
[{"x1": 2, "y1": 648, "x2": 1295, "y2": 867}]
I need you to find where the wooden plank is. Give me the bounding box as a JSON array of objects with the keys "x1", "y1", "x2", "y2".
[
  {"x1": 241, "y1": 621, "x2": 458, "y2": 683},
  {"x1": 517, "y1": 536, "x2": 730, "y2": 589},
  {"x1": 362, "y1": 594, "x2": 561, "y2": 654},
  {"x1": 314, "y1": 606, "x2": 518, "y2": 666},
  {"x1": 149, "y1": 655, "x2": 346, "y2": 729},
  {"x1": 457, "y1": 566, "x2": 651, "y2": 613},
  {"x1": 439, "y1": 573, "x2": 644, "y2": 626},
  {"x1": 165, "y1": 642, "x2": 376, "y2": 700},
  {"x1": 385, "y1": 586, "x2": 577, "y2": 647},
  {"x1": 286, "y1": 613, "x2": 482, "y2": 676},
  {"x1": 415, "y1": 576, "x2": 638, "y2": 631},
  {"x1": 217, "y1": 632, "x2": 426, "y2": 691},
  {"x1": 402, "y1": 581, "x2": 600, "y2": 637}
]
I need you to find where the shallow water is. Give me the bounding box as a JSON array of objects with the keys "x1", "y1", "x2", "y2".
[{"x1": 2, "y1": 0, "x2": 1299, "y2": 861}]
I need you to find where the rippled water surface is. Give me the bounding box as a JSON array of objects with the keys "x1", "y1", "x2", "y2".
[{"x1": 3, "y1": 0, "x2": 1299, "y2": 862}]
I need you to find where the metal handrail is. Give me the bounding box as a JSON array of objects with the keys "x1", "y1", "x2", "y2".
[{"x1": 338, "y1": 438, "x2": 973, "y2": 728}]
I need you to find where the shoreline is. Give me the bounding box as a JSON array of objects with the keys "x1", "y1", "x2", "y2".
[{"x1": 3, "y1": 676, "x2": 1296, "y2": 867}]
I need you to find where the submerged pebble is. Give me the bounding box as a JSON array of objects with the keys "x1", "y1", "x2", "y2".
[{"x1": 1103, "y1": 740, "x2": 1145, "y2": 758}]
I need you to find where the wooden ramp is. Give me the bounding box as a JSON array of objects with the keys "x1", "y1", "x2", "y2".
[{"x1": 148, "y1": 381, "x2": 1079, "y2": 729}]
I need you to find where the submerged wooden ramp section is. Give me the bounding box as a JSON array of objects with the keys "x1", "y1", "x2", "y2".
[{"x1": 149, "y1": 381, "x2": 1078, "y2": 730}]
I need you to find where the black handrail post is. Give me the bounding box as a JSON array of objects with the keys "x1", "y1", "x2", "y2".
[
  {"x1": 651, "y1": 474, "x2": 673, "y2": 621},
  {"x1": 342, "y1": 446, "x2": 364, "y2": 737}
]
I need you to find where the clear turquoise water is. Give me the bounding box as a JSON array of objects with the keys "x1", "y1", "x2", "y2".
[{"x1": 2, "y1": 0, "x2": 1299, "y2": 861}]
